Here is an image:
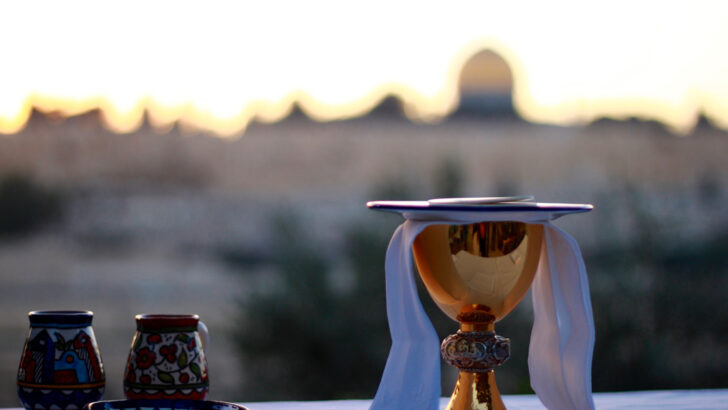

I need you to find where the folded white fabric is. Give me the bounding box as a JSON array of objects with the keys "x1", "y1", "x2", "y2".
[{"x1": 369, "y1": 203, "x2": 595, "y2": 410}]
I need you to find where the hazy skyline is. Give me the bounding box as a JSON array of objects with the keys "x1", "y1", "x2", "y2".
[{"x1": 1, "y1": 1, "x2": 727, "y2": 136}]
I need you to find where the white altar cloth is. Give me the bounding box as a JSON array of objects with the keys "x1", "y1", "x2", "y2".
[
  {"x1": 240, "y1": 389, "x2": 728, "y2": 409},
  {"x1": 4, "y1": 390, "x2": 726, "y2": 410}
]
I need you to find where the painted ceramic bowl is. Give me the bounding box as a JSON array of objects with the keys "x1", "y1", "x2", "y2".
[{"x1": 84, "y1": 399, "x2": 248, "y2": 410}]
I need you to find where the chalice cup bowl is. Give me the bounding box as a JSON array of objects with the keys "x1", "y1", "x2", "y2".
[{"x1": 413, "y1": 221, "x2": 543, "y2": 410}]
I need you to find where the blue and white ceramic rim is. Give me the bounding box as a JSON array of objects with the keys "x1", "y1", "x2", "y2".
[
  {"x1": 84, "y1": 399, "x2": 248, "y2": 410},
  {"x1": 28, "y1": 310, "x2": 94, "y2": 328}
]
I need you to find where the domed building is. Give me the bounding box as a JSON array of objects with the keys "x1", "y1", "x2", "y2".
[{"x1": 454, "y1": 49, "x2": 516, "y2": 118}]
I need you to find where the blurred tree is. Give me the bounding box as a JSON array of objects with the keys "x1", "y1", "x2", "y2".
[
  {"x1": 0, "y1": 174, "x2": 62, "y2": 237},
  {"x1": 697, "y1": 171, "x2": 721, "y2": 205},
  {"x1": 587, "y1": 185, "x2": 728, "y2": 391},
  {"x1": 368, "y1": 172, "x2": 419, "y2": 201},
  {"x1": 433, "y1": 156, "x2": 465, "y2": 198},
  {"x1": 232, "y1": 212, "x2": 397, "y2": 400}
]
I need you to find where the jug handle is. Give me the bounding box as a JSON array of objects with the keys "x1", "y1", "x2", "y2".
[{"x1": 198, "y1": 320, "x2": 209, "y2": 353}]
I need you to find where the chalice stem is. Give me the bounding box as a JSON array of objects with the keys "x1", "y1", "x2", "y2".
[{"x1": 447, "y1": 370, "x2": 505, "y2": 410}]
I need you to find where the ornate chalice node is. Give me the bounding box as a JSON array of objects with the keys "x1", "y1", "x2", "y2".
[{"x1": 413, "y1": 222, "x2": 543, "y2": 410}]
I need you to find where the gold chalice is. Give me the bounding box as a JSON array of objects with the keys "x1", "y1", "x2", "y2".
[{"x1": 413, "y1": 221, "x2": 543, "y2": 410}]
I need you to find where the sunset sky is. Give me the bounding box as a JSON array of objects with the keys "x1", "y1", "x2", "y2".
[{"x1": 1, "y1": 1, "x2": 727, "y2": 136}]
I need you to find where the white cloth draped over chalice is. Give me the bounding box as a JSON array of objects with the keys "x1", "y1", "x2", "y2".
[{"x1": 368, "y1": 201, "x2": 596, "y2": 410}]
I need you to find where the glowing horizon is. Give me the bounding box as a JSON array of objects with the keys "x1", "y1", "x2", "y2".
[{"x1": 1, "y1": 1, "x2": 727, "y2": 137}]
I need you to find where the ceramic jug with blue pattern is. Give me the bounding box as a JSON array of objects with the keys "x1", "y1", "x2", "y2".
[{"x1": 17, "y1": 311, "x2": 105, "y2": 410}]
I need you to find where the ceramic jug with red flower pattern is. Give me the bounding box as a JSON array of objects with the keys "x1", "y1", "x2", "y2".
[{"x1": 124, "y1": 314, "x2": 209, "y2": 400}]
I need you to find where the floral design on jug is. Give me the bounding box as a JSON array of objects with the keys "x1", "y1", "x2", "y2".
[{"x1": 124, "y1": 314, "x2": 208, "y2": 400}]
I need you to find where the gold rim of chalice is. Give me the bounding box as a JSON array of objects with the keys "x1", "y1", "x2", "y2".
[{"x1": 412, "y1": 221, "x2": 544, "y2": 410}]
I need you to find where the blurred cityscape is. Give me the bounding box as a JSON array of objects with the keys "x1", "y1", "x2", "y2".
[{"x1": 0, "y1": 51, "x2": 727, "y2": 405}]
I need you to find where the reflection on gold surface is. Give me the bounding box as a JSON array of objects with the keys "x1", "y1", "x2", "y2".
[
  {"x1": 449, "y1": 222, "x2": 526, "y2": 257},
  {"x1": 413, "y1": 222, "x2": 542, "y2": 321}
]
